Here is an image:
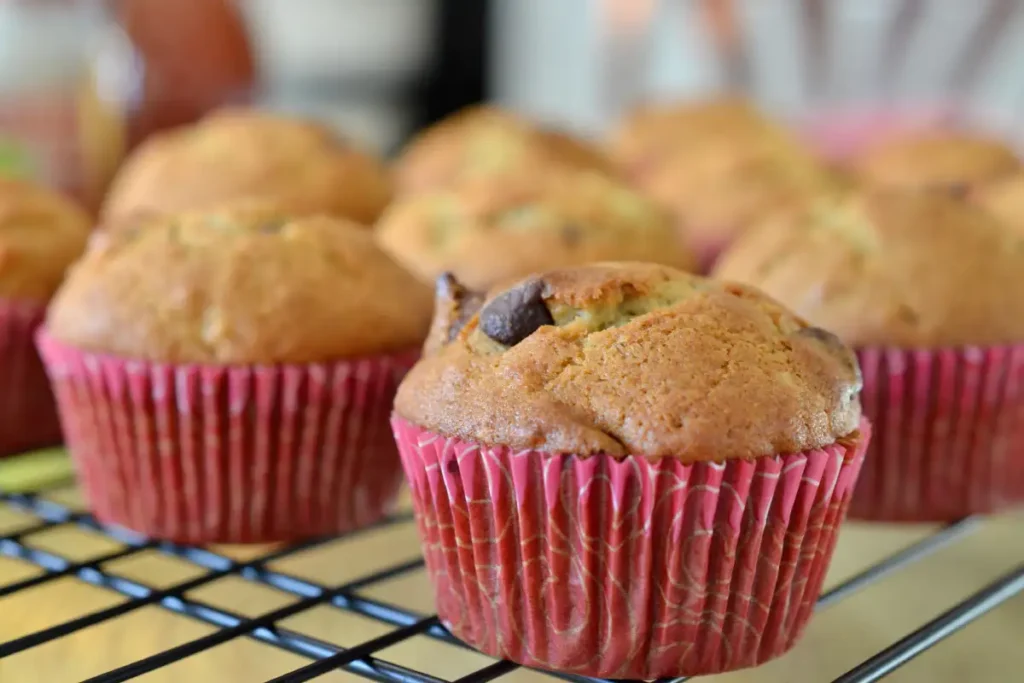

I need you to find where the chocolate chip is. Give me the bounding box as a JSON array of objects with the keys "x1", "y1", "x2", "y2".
[
  {"x1": 797, "y1": 325, "x2": 844, "y2": 348},
  {"x1": 561, "y1": 224, "x2": 583, "y2": 247},
  {"x1": 797, "y1": 326, "x2": 861, "y2": 382},
  {"x1": 436, "y1": 273, "x2": 484, "y2": 343},
  {"x1": 479, "y1": 278, "x2": 553, "y2": 345}
]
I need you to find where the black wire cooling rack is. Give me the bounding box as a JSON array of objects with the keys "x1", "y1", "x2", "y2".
[{"x1": 0, "y1": 476, "x2": 1022, "y2": 683}]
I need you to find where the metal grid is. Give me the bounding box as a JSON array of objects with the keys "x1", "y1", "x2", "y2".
[{"x1": 0, "y1": 480, "x2": 1022, "y2": 683}]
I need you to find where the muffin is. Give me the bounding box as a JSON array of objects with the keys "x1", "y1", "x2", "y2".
[
  {"x1": 102, "y1": 109, "x2": 393, "y2": 226},
  {"x1": 38, "y1": 208, "x2": 432, "y2": 543},
  {"x1": 973, "y1": 170, "x2": 1024, "y2": 231},
  {"x1": 376, "y1": 169, "x2": 695, "y2": 292},
  {"x1": 609, "y1": 98, "x2": 839, "y2": 271},
  {"x1": 0, "y1": 178, "x2": 90, "y2": 455},
  {"x1": 393, "y1": 262, "x2": 869, "y2": 678},
  {"x1": 715, "y1": 189, "x2": 1024, "y2": 520},
  {"x1": 849, "y1": 131, "x2": 1020, "y2": 192},
  {"x1": 393, "y1": 105, "x2": 616, "y2": 195}
]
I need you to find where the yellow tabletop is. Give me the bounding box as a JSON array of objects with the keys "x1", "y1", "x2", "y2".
[{"x1": 0, "y1": 451, "x2": 1021, "y2": 683}]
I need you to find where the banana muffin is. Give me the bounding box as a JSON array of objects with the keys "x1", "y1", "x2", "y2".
[
  {"x1": 973, "y1": 169, "x2": 1024, "y2": 231},
  {"x1": 850, "y1": 131, "x2": 1020, "y2": 192},
  {"x1": 39, "y1": 208, "x2": 431, "y2": 542},
  {"x1": 102, "y1": 109, "x2": 393, "y2": 225},
  {"x1": 715, "y1": 189, "x2": 1024, "y2": 519},
  {"x1": 609, "y1": 98, "x2": 839, "y2": 271},
  {"x1": 376, "y1": 168, "x2": 695, "y2": 291},
  {"x1": 0, "y1": 177, "x2": 90, "y2": 455},
  {"x1": 393, "y1": 262, "x2": 868, "y2": 678},
  {"x1": 393, "y1": 105, "x2": 616, "y2": 195}
]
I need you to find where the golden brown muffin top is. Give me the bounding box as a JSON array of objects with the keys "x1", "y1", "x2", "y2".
[
  {"x1": 376, "y1": 169, "x2": 696, "y2": 291},
  {"x1": 393, "y1": 105, "x2": 616, "y2": 195},
  {"x1": 48, "y1": 208, "x2": 433, "y2": 364},
  {"x1": 714, "y1": 189, "x2": 1024, "y2": 347},
  {"x1": 0, "y1": 177, "x2": 90, "y2": 303},
  {"x1": 973, "y1": 171, "x2": 1024, "y2": 232},
  {"x1": 850, "y1": 132, "x2": 1020, "y2": 192},
  {"x1": 397, "y1": 262, "x2": 863, "y2": 460},
  {"x1": 101, "y1": 108, "x2": 393, "y2": 226},
  {"x1": 609, "y1": 98, "x2": 838, "y2": 242}
]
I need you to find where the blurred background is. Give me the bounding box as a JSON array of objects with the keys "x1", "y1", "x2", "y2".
[{"x1": 7, "y1": 0, "x2": 1024, "y2": 210}]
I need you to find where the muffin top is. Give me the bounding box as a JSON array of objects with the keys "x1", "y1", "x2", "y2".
[
  {"x1": 609, "y1": 98, "x2": 838, "y2": 244},
  {"x1": 48, "y1": 209, "x2": 433, "y2": 363},
  {"x1": 973, "y1": 171, "x2": 1024, "y2": 231},
  {"x1": 393, "y1": 105, "x2": 616, "y2": 195},
  {"x1": 376, "y1": 169, "x2": 696, "y2": 291},
  {"x1": 397, "y1": 262, "x2": 863, "y2": 460},
  {"x1": 850, "y1": 132, "x2": 1020, "y2": 192},
  {"x1": 101, "y1": 109, "x2": 393, "y2": 225},
  {"x1": 714, "y1": 189, "x2": 1024, "y2": 347},
  {"x1": 0, "y1": 177, "x2": 91, "y2": 303}
]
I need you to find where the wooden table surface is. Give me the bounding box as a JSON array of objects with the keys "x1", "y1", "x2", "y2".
[{"x1": 0, "y1": 452, "x2": 1021, "y2": 683}]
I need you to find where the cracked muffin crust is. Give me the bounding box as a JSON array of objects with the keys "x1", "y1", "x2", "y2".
[
  {"x1": 102, "y1": 109, "x2": 393, "y2": 226},
  {"x1": 396, "y1": 262, "x2": 862, "y2": 461},
  {"x1": 0, "y1": 177, "x2": 91, "y2": 302},
  {"x1": 375, "y1": 169, "x2": 696, "y2": 291},
  {"x1": 850, "y1": 131, "x2": 1020, "y2": 192},
  {"x1": 393, "y1": 105, "x2": 616, "y2": 195},
  {"x1": 48, "y1": 208, "x2": 432, "y2": 363},
  {"x1": 714, "y1": 189, "x2": 1024, "y2": 347},
  {"x1": 608, "y1": 98, "x2": 840, "y2": 265}
]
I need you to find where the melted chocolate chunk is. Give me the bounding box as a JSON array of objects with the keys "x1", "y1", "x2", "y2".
[
  {"x1": 479, "y1": 278, "x2": 553, "y2": 346},
  {"x1": 436, "y1": 273, "x2": 484, "y2": 343},
  {"x1": 797, "y1": 326, "x2": 861, "y2": 382}
]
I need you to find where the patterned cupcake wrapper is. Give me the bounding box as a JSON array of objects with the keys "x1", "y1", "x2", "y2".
[
  {"x1": 36, "y1": 330, "x2": 416, "y2": 543},
  {"x1": 852, "y1": 346, "x2": 1024, "y2": 521},
  {"x1": 799, "y1": 106, "x2": 961, "y2": 160},
  {"x1": 0, "y1": 301, "x2": 63, "y2": 456},
  {"x1": 392, "y1": 416, "x2": 869, "y2": 679}
]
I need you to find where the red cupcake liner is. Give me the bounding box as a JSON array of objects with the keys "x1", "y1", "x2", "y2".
[
  {"x1": 0, "y1": 300, "x2": 63, "y2": 457},
  {"x1": 393, "y1": 416, "x2": 869, "y2": 679},
  {"x1": 852, "y1": 346, "x2": 1024, "y2": 521},
  {"x1": 36, "y1": 330, "x2": 416, "y2": 543}
]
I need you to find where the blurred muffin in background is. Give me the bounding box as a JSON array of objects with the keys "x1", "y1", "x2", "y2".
[
  {"x1": 714, "y1": 188, "x2": 1024, "y2": 521},
  {"x1": 973, "y1": 170, "x2": 1024, "y2": 231},
  {"x1": 393, "y1": 105, "x2": 617, "y2": 195},
  {"x1": 39, "y1": 207, "x2": 431, "y2": 543},
  {"x1": 102, "y1": 109, "x2": 393, "y2": 226},
  {"x1": 376, "y1": 168, "x2": 695, "y2": 292},
  {"x1": 609, "y1": 97, "x2": 840, "y2": 272},
  {"x1": 849, "y1": 131, "x2": 1020, "y2": 192},
  {"x1": 0, "y1": 177, "x2": 90, "y2": 455}
]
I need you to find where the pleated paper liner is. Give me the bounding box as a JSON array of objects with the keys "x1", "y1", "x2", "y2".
[
  {"x1": 851, "y1": 345, "x2": 1024, "y2": 522},
  {"x1": 36, "y1": 330, "x2": 416, "y2": 544},
  {"x1": 392, "y1": 416, "x2": 870, "y2": 679},
  {"x1": 0, "y1": 300, "x2": 63, "y2": 457}
]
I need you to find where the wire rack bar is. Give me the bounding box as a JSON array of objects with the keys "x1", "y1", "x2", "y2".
[
  {"x1": 1, "y1": 482, "x2": 1020, "y2": 683},
  {"x1": 832, "y1": 565, "x2": 1024, "y2": 683}
]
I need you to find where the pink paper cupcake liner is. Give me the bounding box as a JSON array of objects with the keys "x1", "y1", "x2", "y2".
[
  {"x1": 393, "y1": 416, "x2": 870, "y2": 679},
  {"x1": 0, "y1": 301, "x2": 63, "y2": 456},
  {"x1": 851, "y1": 346, "x2": 1024, "y2": 521},
  {"x1": 37, "y1": 330, "x2": 416, "y2": 544}
]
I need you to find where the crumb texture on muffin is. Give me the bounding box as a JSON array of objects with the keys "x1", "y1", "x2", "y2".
[
  {"x1": 0, "y1": 177, "x2": 91, "y2": 302},
  {"x1": 850, "y1": 132, "x2": 1020, "y2": 191},
  {"x1": 47, "y1": 209, "x2": 432, "y2": 363},
  {"x1": 714, "y1": 189, "x2": 1024, "y2": 347},
  {"x1": 102, "y1": 109, "x2": 393, "y2": 225},
  {"x1": 396, "y1": 262, "x2": 862, "y2": 461},
  {"x1": 393, "y1": 105, "x2": 615, "y2": 195},
  {"x1": 376, "y1": 169, "x2": 695, "y2": 290}
]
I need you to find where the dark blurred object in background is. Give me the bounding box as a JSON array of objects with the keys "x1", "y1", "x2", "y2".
[{"x1": 114, "y1": 0, "x2": 256, "y2": 144}]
